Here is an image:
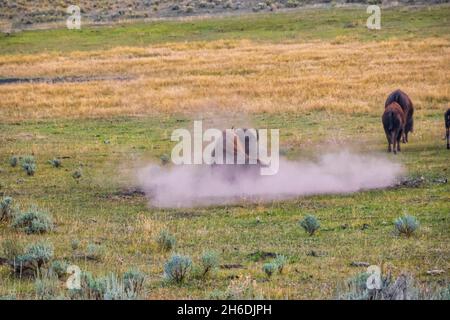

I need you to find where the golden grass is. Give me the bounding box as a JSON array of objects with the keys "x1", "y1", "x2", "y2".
[{"x1": 0, "y1": 38, "x2": 449, "y2": 122}]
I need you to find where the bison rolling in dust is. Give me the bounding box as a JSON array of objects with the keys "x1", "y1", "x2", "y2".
[
  {"x1": 385, "y1": 89, "x2": 414, "y2": 143},
  {"x1": 383, "y1": 102, "x2": 406, "y2": 154}
]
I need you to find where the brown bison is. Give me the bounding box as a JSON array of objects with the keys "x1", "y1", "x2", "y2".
[
  {"x1": 382, "y1": 102, "x2": 406, "y2": 154},
  {"x1": 385, "y1": 89, "x2": 414, "y2": 143},
  {"x1": 445, "y1": 108, "x2": 450, "y2": 149}
]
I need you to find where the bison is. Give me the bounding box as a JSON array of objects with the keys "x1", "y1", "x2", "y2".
[
  {"x1": 385, "y1": 89, "x2": 414, "y2": 143},
  {"x1": 445, "y1": 108, "x2": 450, "y2": 149},
  {"x1": 383, "y1": 102, "x2": 406, "y2": 154}
]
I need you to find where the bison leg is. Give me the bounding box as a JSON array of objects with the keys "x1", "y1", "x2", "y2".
[
  {"x1": 397, "y1": 130, "x2": 402, "y2": 152},
  {"x1": 392, "y1": 131, "x2": 397, "y2": 155},
  {"x1": 385, "y1": 132, "x2": 392, "y2": 152}
]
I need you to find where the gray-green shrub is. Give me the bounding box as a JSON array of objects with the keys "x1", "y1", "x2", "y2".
[
  {"x1": 262, "y1": 263, "x2": 277, "y2": 278},
  {"x1": 0, "y1": 196, "x2": 14, "y2": 221},
  {"x1": 299, "y1": 215, "x2": 320, "y2": 236},
  {"x1": 9, "y1": 156, "x2": 18, "y2": 167},
  {"x1": 200, "y1": 251, "x2": 220, "y2": 277},
  {"x1": 11, "y1": 208, "x2": 54, "y2": 234},
  {"x1": 85, "y1": 243, "x2": 105, "y2": 261},
  {"x1": 49, "y1": 158, "x2": 62, "y2": 168},
  {"x1": 21, "y1": 155, "x2": 36, "y2": 176},
  {"x1": 164, "y1": 254, "x2": 192, "y2": 283},
  {"x1": 123, "y1": 269, "x2": 146, "y2": 295},
  {"x1": 394, "y1": 215, "x2": 419, "y2": 237},
  {"x1": 274, "y1": 254, "x2": 287, "y2": 274},
  {"x1": 157, "y1": 230, "x2": 176, "y2": 251}
]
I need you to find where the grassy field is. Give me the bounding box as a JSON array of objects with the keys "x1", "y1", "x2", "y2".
[{"x1": 0, "y1": 6, "x2": 449, "y2": 299}]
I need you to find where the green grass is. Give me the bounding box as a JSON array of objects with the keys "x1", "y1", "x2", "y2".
[
  {"x1": 0, "y1": 112, "x2": 448, "y2": 299},
  {"x1": 1, "y1": 5, "x2": 449, "y2": 55}
]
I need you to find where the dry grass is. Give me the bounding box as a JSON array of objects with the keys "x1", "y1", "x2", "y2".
[{"x1": 0, "y1": 37, "x2": 449, "y2": 122}]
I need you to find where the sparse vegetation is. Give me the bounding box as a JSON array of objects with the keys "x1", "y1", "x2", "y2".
[
  {"x1": 156, "y1": 230, "x2": 176, "y2": 251},
  {"x1": 0, "y1": 4, "x2": 448, "y2": 300}
]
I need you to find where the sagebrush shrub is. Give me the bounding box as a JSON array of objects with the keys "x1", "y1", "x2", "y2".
[
  {"x1": 164, "y1": 254, "x2": 192, "y2": 283},
  {"x1": 123, "y1": 269, "x2": 146, "y2": 295},
  {"x1": 21, "y1": 156, "x2": 36, "y2": 176},
  {"x1": 262, "y1": 263, "x2": 277, "y2": 278},
  {"x1": 200, "y1": 251, "x2": 220, "y2": 277},
  {"x1": 394, "y1": 215, "x2": 419, "y2": 237},
  {"x1": 71, "y1": 239, "x2": 80, "y2": 251},
  {"x1": 50, "y1": 260, "x2": 69, "y2": 279},
  {"x1": 274, "y1": 255, "x2": 287, "y2": 274},
  {"x1": 49, "y1": 158, "x2": 62, "y2": 168},
  {"x1": 9, "y1": 156, "x2": 18, "y2": 167},
  {"x1": 72, "y1": 169, "x2": 82, "y2": 180},
  {"x1": 0, "y1": 196, "x2": 14, "y2": 221},
  {"x1": 85, "y1": 243, "x2": 105, "y2": 261},
  {"x1": 14, "y1": 241, "x2": 54, "y2": 276},
  {"x1": 11, "y1": 209, "x2": 54, "y2": 234},
  {"x1": 157, "y1": 230, "x2": 176, "y2": 251},
  {"x1": 299, "y1": 215, "x2": 320, "y2": 236}
]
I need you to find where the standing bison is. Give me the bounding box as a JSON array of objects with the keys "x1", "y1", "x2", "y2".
[
  {"x1": 445, "y1": 108, "x2": 450, "y2": 149},
  {"x1": 382, "y1": 102, "x2": 406, "y2": 154},
  {"x1": 385, "y1": 89, "x2": 414, "y2": 143}
]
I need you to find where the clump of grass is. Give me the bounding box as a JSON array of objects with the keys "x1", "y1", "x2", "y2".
[
  {"x1": 9, "y1": 156, "x2": 18, "y2": 167},
  {"x1": 156, "y1": 230, "x2": 176, "y2": 251},
  {"x1": 71, "y1": 239, "x2": 80, "y2": 251},
  {"x1": 72, "y1": 271, "x2": 107, "y2": 300},
  {"x1": 71, "y1": 271, "x2": 144, "y2": 300},
  {"x1": 209, "y1": 276, "x2": 263, "y2": 300},
  {"x1": 103, "y1": 273, "x2": 137, "y2": 300},
  {"x1": 0, "y1": 196, "x2": 14, "y2": 221},
  {"x1": 200, "y1": 250, "x2": 220, "y2": 277},
  {"x1": 11, "y1": 208, "x2": 54, "y2": 234},
  {"x1": 20, "y1": 155, "x2": 36, "y2": 176},
  {"x1": 164, "y1": 254, "x2": 192, "y2": 284},
  {"x1": 48, "y1": 158, "x2": 62, "y2": 168},
  {"x1": 262, "y1": 262, "x2": 277, "y2": 278},
  {"x1": 274, "y1": 254, "x2": 288, "y2": 274},
  {"x1": 1, "y1": 239, "x2": 23, "y2": 260},
  {"x1": 72, "y1": 169, "x2": 82, "y2": 181},
  {"x1": 299, "y1": 215, "x2": 320, "y2": 236},
  {"x1": 50, "y1": 260, "x2": 69, "y2": 279},
  {"x1": 394, "y1": 215, "x2": 419, "y2": 237},
  {"x1": 123, "y1": 269, "x2": 146, "y2": 296},
  {"x1": 85, "y1": 243, "x2": 105, "y2": 261},
  {"x1": 35, "y1": 272, "x2": 60, "y2": 300}
]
